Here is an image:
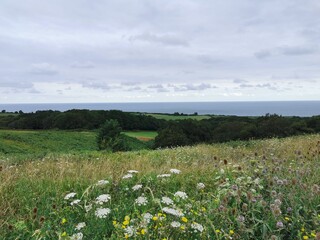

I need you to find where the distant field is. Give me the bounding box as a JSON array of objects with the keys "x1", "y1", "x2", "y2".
[
  {"x1": 123, "y1": 131, "x2": 157, "y2": 141},
  {"x1": 145, "y1": 113, "x2": 211, "y2": 120}
]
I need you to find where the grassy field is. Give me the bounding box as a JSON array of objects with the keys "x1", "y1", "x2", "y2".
[
  {"x1": 1, "y1": 134, "x2": 319, "y2": 239},
  {"x1": 123, "y1": 131, "x2": 158, "y2": 141},
  {"x1": 145, "y1": 113, "x2": 212, "y2": 121}
]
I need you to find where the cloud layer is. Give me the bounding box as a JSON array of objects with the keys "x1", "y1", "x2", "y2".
[{"x1": 0, "y1": 0, "x2": 319, "y2": 103}]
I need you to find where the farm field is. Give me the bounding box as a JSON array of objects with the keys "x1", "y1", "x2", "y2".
[
  {"x1": 1, "y1": 134, "x2": 319, "y2": 239},
  {"x1": 144, "y1": 113, "x2": 212, "y2": 121},
  {"x1": 123, "y1": 131, "x2": 158, "y2": 141}
]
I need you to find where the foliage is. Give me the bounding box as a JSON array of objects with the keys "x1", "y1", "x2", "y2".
[{"x1": 1, "y1": 134, "x2": 320, "y2": 239}]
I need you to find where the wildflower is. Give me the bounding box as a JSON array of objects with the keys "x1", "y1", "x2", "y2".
[
  {"x1": 216, "y1": 229, "x2": 221, "y2": 233},
  {"x1": 143, "y1": 213, "x2": 153, "y2": 223},
  {"x1": 132, "y1": 184, "x2": 143, "y2": 191},
  {"x1": 161, "y1": 196, "x2": 174, "y2": 205},
  {"x1": 197, "y1": 183, "x2": 205, "y2": 190},
  {"x1": 96, "y1": 194, "x2": 111, "y2": 204},
  {"x1": 122, "y1": 173, "x2": 133, "y2": 179},
  {"x1": 191, "y1": 222, "x2": 204, "y2": 232},
  {"x1": 181, "y1": 217, "x2": 188, "y2": 223},
  {"x1": 127, "y1": 170, "x2": 138, "y2": 174},
  {"x1": 237, "y1": 215, "x2": 245, "y2": 223},
  {"x1": 229, "y1": 230, "x2": 234, "y2": 235},
  {"x1": 75, "y1": 222, "x2": 86, "y2": 231},
  {"x1": 70, "y1": 232, "x2": 83, "y2": 240},
  {"x1": 124, "y1": 226, "x2": 135, "y2": 237},
  {"x1": 140, "y1": 229, "x2": 146, "y2": 235},
  {"x1": 61, "y1": 218, "x2": 67, "y2": 224},
  {"x1": 180, "y1": 225, "x2": 186, "y2": 230},
  {"x1": 162, "y1": 207, "x2": 184, "y2": 217},
  {"x1": 61, "y1": 232, "x2": 67, "y2": 237},
  {"x1": 71, "y1": 199, "x2": 81, "y2": 206},
  {"x1": 171, "y1": 221, "x2": 181, "y2": 228},
  {"x1": 64, "y1": 192, "x2": 76, "y2": 200},
  {"x1": 152, "y1": 216, "x2": 158, "y2": 221},
  {"x1": 96, "y1": 180, "x2": 109, "y2": 186},
  {"x1": 135, "y1": 196, "x2": 148, "y2": 206},
  {"x1": 276, "y1": 221, "x2": 284, "y2": 228},
  {"x1": 174, "y1": 191, "x2": 188, "y2": 199},
  {"x1": 303, "y1": 236, "x2": 309, "y2": 240},
  {"x1": 157, "y1": 174, "x2": 171, "y2": 178},
  {"x1": 95, "y1": 208, "x2": 111, "y2": 218},
  {"x1": 170, "y1": 168, "x2": 181, "y2": 174},
  {"x1": 274, "y1": 199, "x2": 282, "y2": 206},
  {"x1": 284, "y1": 217, "x2": 290, "y2": 221}
]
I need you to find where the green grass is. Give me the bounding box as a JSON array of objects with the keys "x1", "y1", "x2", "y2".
[
  {"x1": 123, "y1": 131, "x2": 158, "y2": 140},
  {"x1": 145, "y1": 113, "x2": 211, "y2": 121},
  {"x1": 1, "y1": 134, "x2": 320, "y2": 239}
]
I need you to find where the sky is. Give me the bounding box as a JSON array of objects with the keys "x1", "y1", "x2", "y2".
[{"x1": 0, "y1": 0, "x2": 320, "y2": 103}]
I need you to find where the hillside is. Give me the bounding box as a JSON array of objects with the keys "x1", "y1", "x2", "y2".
[{"x1": 1, "y1": 134, "x2": 320, "y2": 239}]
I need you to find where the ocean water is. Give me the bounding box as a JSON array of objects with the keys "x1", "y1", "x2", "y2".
[{"x1": 0, "y1": 101, "x2": 319, "y2": 117}]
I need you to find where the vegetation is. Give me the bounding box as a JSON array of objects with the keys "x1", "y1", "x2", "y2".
[
  {"x1": 123, "y1": 131, "x2": 158, "y2": 141},
  {"x1": 1, "y1": 134, "x2": 319, "y2": 239},
  {"x1": 145, "y1": 113, "x2": 211, "y2": 121}
]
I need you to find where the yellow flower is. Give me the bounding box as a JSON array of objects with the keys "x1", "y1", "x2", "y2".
[
  {"x1": 124, "y1": 234, "x2": 129, "y2": 239},
  {"x1": 229, "y1": 230, "x2": 234, "y2": 235},
  {"x1": 311, "y1": 233, "x2": 316, "y2": 237},
  {"x1": 215, "y1": 229, "x2": 221, "y2": 233},
  {"x1": 61, "y1": 232, "x2": 67, "y2": 237},
  {"x1": 152, "y1": 216, "x2": 158, "y2": 221},
  {"x1": 181, "y1": 217, "x2": 188, "y2": 223},
  {"x1": 301, "y1": 227, "x2": 305, "y2": 232},
  {"x1": 124, "y1": 216, "x2": 130, "y2": 221},
  {"x1": 113, "y1": 220, "x2": 117, "y2": 226},
  {"x1": 201, "y1": 207, "x2": 206, "y2": 212},
  {"x1": 284, "y1": 217, "x2": 290, "y2": 221},
  {"x1": 180, "y1": 225, "x2": 185, "y2": 230},
  {"x1": 141, "y1": 229, "x2": 146, "y2": 235},
  {"x1": 61, "y1": 218, "x2": 67, "y2": 224},
  {"x1": 303, "y1": 236, "x2": 309, "y2": 240},
  {"x1": 123, "y1": 220, "x2": 130, "y2": 226}
]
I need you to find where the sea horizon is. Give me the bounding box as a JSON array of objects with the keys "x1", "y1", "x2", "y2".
[{"x1": 1, "y1": 100, "x2": 320, "y2": 117}]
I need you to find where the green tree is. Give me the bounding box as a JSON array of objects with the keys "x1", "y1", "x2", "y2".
[{"x1": 97, "y1": 119, "x2": 127, "y2": 151}]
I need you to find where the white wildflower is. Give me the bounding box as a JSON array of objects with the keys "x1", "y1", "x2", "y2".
[
  {"x1": 70, "y1": 232, "x2": 83, "y2": 240},
  {"x1": 157, "y1": 174, "x2": 171, "y2": 178},
  {"x1": 132, "y1": 184, "x2": 143, "y2": 191},
  {"x1": 96, "y1": 194, "x2": 111, "y2": 205},
  {"x1": 64, "y1": 192, "x2": 76, "y2": 200},
  {"x1": 162, "y1": 207, "x2": 184, "y2": 217},
  {"x1": 174, "y1": 191, "x2": 188, "y2": 199},
  {"x1": 70, "y1": 199, "x2": 81, "y2": 206},
  {"x1": 161, "y1": 196, "x2": 174, "y2": 205},
  {"x1": 170, "y1": 221, "x2": 181, "y2": 228},
  {"x1": 135, "y1": 196, "x2": 148, "y2": 206},
  {"x1": 122, "y1": 174, "x2": 133, "y2": 179},
  {"x1": 170, "y1": 169, "x2": 181, "y2": 174},
  {"x1": 75, "y1": 222, "x2": 86, "y2": 231},
  {"x1": 142, "y1": 213, "x2": 153, "y2": 223},
  {"x1": 96, "y1": 180, "x2": 109, "y2": 186},
  {"x1": 124, "y1": 226, "x2": 135, "y2": 237},
  {"x1": 85, "y1": 204, "x2": 92, "y2": 212},
  {"x1": 191, "y1": 222, "x2": 204, "y2": 233},
  {"x1": 128, "y1": 170, "x2": 139, "y2": 174},
  {"x1": 197, "y1": 183, "x2": 205, "y2": 190},
  {"x1": 95, "y1": 208, "x2": 111, "y2": 218}
]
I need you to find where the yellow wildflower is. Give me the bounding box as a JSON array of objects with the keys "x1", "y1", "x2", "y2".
[
  {"x1": 216, "y1": 229, "x2": 221, "y2": 233},
  {"x1": 61, "y1": 218, "x2": 67, "y2": 224},
  {"x1": 284, "y1": 217, "x2": 290, "y2": 221},
  {"x1": 229, "y1": 230, "x2": 234, "y2": 235},
  {"x1": 303, "y1": 236, "x2": 309, "y2": 240},
  {"x1": 123, "y1": 220, "x2": 130, "y2": 226},
  {"x1": 152, "y1": 216, "x2": 158, "y2": 221},
  {"x1": 61, "y1": 232, "x2": 67, "y2": 237},
  {"x1": 180, "y1": 225, "x2": 185, "y2": 230},
  {"x1": 125, "y1": 234, "x2": 129, "y2": 239},
  {"x1": 181, "y1": 217, "x2": 188, "y2": 223},
  {"x1": 124, "y1": 216, "x2": 130, "y2": 221},
  {"x1": 141, "y1": 229, "x2": 146, "y2": 235}
]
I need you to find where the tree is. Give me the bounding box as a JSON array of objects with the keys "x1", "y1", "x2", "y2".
[{"x1": 97, "y1": 119, "x2": 127, "y2": 151}]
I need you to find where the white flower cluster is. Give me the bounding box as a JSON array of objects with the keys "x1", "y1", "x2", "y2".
[
  {"x1": 197, "y1": 182, "x2": 205, "y2": 190},
  {"x1": 142, "y1": 212, "x2": 153, "y2": 223},
  {"x1": 127, "y1": 170, "x2": 139, "y2": 174},
  {"x1": 170, "y1": 168, "x2": 181, "y2": 174},
  {"x1": 96, "y1": 194, "x2": 111, "y2": 205},
  {"x1": 124, "y1": 226, "x2": 135, "y2": 237},
  {"x1": 70, "y1": 232, "x2": 83, "y2": 240},
  {"x1": 85, "y1": 204, "x2": 92, "y2": 212},
  {"x1": 191, "y1": 222, "x2": 204, "y2": 233},
  {"x1": 162, "y1": 207, "x2": 184, "y2": 217},
  {"x1": 161, "y1": 196, "x2": 174, "y2": 205},
  {"x1": 95, "y1": 208, "x2": 111, "y2": 218},
  {"x1": 174, "y1": 191, "x2": 188, "y2": 199},
  {"x1": 96, "y1": 180, "x2": 109, "y2": 186},
  {"x1": 170, "y1": 221, "x2": 181, "y2": 228},
  {"x1": 64, "y1": 192, "x2": 76, "y2": 200},
  {"x1": 157, "y1": 174, "x2": 171, "y2": 178},
  {"x1": 135, "y1": 196, "x2": 148, "y2": 206},
  {"x1": 122, "y1": 173, "x2": 133, "y2": 179},
  {"x1": 132, "y1": 184, "x2": 143, "y2": 191},
  {"x1": 75, "y1": 222, "x2": 86, "y2": 231},
  {"x1": 71, "y1": 199, "x2": 81, "y2": 206}
]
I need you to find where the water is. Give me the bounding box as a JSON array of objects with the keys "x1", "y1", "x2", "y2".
[{"x1": 0, "y1": 101, "x2": 319, "y2": 117}]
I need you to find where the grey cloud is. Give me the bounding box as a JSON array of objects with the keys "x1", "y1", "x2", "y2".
[
  {"x1": 29, "y1": 63, "x2": 58, "y2": 75},
  {"x1": 254, "y1": 50, "x2": 272, "y2": 59},
  {"x1": 126, "y1": 86, "x2": 142, "y2": 91},
  {"x1": 147, "y1": 84, "x2": 170, "y2": 92},
  {"x1": 82, "y1": 82, "x2": 111, "y2": 90},
  {"x1": 121, "y1": 82, "x2": 141, "y2": 86},
  {"x1": 0, "y1": 79, "x2": 34, "y2": 89},
  {"x1": 239, "y1": 83, "x2": 278, "y2": 91},
  {"x1": 233, "y1": 79, "x2": 247, "y2": 84},
  {"x1": 130, "y1": 32, "x2": 188, "y2": 47},
  {"x1": 172, "y1": 83, "x2": 216, "y2": 92},
  {"x1": 71, "y1": 61, "x2": 95, "y2": 69},
  {"x1": 280, "y1": 46, "x2": 317, "y2": 56}
]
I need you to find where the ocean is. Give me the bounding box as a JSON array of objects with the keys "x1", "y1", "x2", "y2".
[{"x1": 0, "y1": 101, "x2": 319, "y2": 117}]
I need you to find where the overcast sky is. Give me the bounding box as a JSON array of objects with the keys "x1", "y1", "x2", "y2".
[{"x1": 1, "y1": 0, "x2": 320, "y2": 103}]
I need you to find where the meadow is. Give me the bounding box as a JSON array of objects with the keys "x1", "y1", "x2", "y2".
[{"x1": 1, "y1": 133, "x2": 319, "y2": 239}]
